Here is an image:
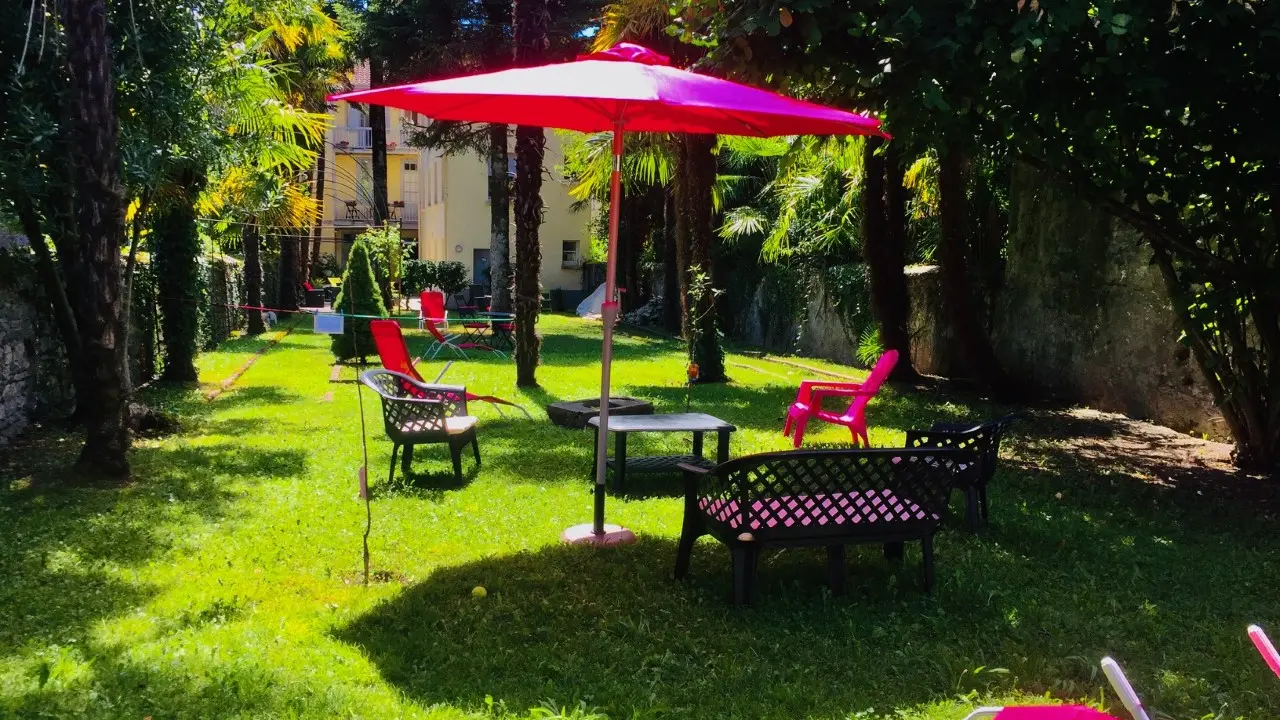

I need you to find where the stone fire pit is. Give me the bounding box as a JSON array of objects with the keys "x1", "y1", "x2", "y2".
[{"x1": 546, "y1": 397, "x2": 654, "y2": 429}]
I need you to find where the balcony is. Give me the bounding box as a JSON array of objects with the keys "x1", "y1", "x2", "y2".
[
  {"x1": 334, "y1": 194, "x2": 419, "y2": 227},
  {"x1": 333, "y1": 126, "x2": 413, "y2": 152}
]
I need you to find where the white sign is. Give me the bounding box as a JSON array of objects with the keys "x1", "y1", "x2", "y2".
[{"x1": 314, "y1": 313, "x2": 344, "y2": 335}]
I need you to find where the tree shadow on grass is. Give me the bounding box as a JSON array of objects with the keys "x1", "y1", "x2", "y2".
[{"x1": 0, "y1": 421, "x2": 308, "y2": 655}]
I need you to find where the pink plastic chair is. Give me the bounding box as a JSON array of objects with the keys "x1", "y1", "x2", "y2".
[
  {"x1": 418, "y1": 290, "x2": 448, "y2": 330},
  {"x1": 783, "y1": 350, "x2": 899, "y2": 448},
  {"x1": 962, "y1": 708, "x2": 1120, "y2": 720}
]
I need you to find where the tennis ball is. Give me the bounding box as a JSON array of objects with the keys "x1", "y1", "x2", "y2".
[{"x1": 471, "y1": 585, "x2": 487, "y2": 598}]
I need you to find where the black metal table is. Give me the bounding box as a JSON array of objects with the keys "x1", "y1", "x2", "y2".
[{"x1": 588, "y1": 412, "x2": 736, "y2": 492}]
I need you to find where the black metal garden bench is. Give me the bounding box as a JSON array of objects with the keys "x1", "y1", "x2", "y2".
[
  {"x1": 905, "y1": 414, "x2": 1017, "y2": 531},
  {"x1": 674, "y1": 447, "x2": 977, "y2": 605}
]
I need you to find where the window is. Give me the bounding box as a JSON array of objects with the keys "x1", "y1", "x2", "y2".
[
  {"x1": 561, "y1": 240, "x2": 580, "y2": 267},
  {"x1": 403, "y1": 162, "x2": 417, "y2": 171}
]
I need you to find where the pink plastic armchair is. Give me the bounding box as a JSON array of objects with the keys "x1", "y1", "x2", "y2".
[{"x1": 782, "y1": 350, "x2": 898, "y2": 448}]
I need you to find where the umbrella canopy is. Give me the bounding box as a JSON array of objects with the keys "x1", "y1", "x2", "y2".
[
  {"x1": 331, "y1": 43, "x2": 886, "y2": 544},
  {"x1": 333, "y1": 44, "x2": 885, "y2": 137}
]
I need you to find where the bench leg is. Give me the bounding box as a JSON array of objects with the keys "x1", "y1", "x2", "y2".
[
  {"x1": 450, "y1": 441, "x2": 463, "y2": 483},
  {"x1": 921, "y1": 535, "x2": 935, "y2": 593},
  {"x1": 979, "y1": 483, "x2": 990, "y2": 522},
  {"x1": 826, "y1": 545, "x2": 846, "y2": 595},
  {"x1": 387, "y1": 443, "x2": 400, "y2": 485},
  {"x1": 674, "y1": 520, "x2": 700, "y2": 580},
  {"x1": 401, "y1": 444, "x2": 414, "y2": 474},
  {"x1": 731, "y1": 545, "x2": 759, "y2": 606},
  {"x1": 883, "y1": 541, "x2": 905, "y2": 563},
  {"x1": 965, "y1": 487, "x2": 981, "y2": 532}
]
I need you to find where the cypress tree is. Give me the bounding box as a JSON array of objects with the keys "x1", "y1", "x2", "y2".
[{"x1": 331, "y1": 239, "x2": 387, "y2": 361}]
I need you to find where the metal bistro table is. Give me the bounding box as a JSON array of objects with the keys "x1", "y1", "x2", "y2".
[{"x1": 588, "y1": 412, "x2": 736, "y2": 492}]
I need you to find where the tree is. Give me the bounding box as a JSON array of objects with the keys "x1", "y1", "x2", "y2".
[
  {"x1": 679, "y1": 133, "x2": 725, "y2": 382},
  {"x1": 63, "y1": 0, "x2": 131, "y2": 476},
  {"x1": 154, "y1": 170, "x2": 203, "y2": 382},
  {"x1": 331, "y1": 238, "x2": 387, "y2": 360},
  {"x1": 512, "y1": 0, "x2": 551, "y2": 386},
  {"x1": 483, "y1": 0, "x2": 514, "y2": 312}
]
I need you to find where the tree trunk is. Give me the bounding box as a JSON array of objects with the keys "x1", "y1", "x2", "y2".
[
  {"x1": 310, "y1": 152, "x2": 326, "y2": 276},
  {"x1": 864, "y1": 139, "x2": 917, "y2": 379},
  {"x1": 482, "y1": 0, "x2": 513, "y2": 312},
  {"x1": 672, "y1": 139, "x2": 692, "y2": 335},
  {"x1": 661, "y1": 187, "x2": 680, "y2": 333},
  {"x1": 276, "y1": 230, "x2": 299, "y2": 311},
  {"x1": 937, "y1": 148, "x2": 1008, "y2": 392},
  {"x1": 120, "y1": 193, "x2": 149, "y2": 394},
  {"x1": 512, "y1": 0, "x2": 549, "y2": 386},
  {"x1": 488, "y1": 123, "x2": 512, "y2": 311},
  {"x1": 63, "y1": 0, "x2": 130, "y2": 477},
  {"x1": 155, "y1": 181, "x2": 201, "y2": 383},
  {"x1": 243, "y1": 223, "x2": 265, "y2": 335},
  {"x1": 369, "y1": 56, "x2": 390, "y2": 224},
  {"x1": 682, "y1": 133, "x2": 725, "y2": 383},
  {"x1": 15, "y1": 195, "x2": 90, "y2": 421}
]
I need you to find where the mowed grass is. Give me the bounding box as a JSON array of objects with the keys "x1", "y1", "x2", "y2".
[{"x1": 1, "y1": 313, "x2": 1278, "y2": 719}]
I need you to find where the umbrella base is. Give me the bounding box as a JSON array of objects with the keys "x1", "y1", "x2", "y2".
[{"x1": 561, "y1": 523, "x2": 637, "y2": 546}]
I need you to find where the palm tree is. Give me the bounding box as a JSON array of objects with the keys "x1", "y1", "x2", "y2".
[
  {"x1": 593, "y1": 0, "x2": 727, "y2": 381},
  {"x1": 512, "y1": 0, "x2": 551, "y2": 386},
  {"x1": 482, "y1": 0, "x2": 513, "y2": 312},
  {"x1": 62, "y1": 0, "x2": 131, "y2": 476}
]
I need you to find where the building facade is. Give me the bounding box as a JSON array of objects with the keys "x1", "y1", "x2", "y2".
[{"x1": 317, "y1": 66, "x2": 592, "y2": 292}]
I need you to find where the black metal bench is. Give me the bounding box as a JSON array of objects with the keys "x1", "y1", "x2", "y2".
[
  {"x1": 674, "y1": 447, "x2": 977, "y2": 605},
  {"x1": 905, "y1": 414, "x2": 1017, "y2": 531}
]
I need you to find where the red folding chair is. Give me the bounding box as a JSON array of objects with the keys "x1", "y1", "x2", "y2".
[
  {"x1": 418, "y1": 290, "x2": 448, "y2": 330},
  {"x1": 369, "y1": 320, "x2": 530, "y2": 419}
]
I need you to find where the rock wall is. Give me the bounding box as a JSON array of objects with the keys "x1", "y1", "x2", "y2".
[
  {"x1": 0, "y1": 289, "x2": 38, "y2": 445},
  {"x1": 994, "y1": 163, "x2": 1224, "y2": 438},
  {"x1": 0, "y1": 286, "x2": 73, "y2": 448}
]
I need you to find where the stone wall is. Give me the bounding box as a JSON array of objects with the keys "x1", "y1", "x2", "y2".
[
  {"x1": 993, "y1": 163, "x2": 1224, "y2": 438},
  {"x1": 0, "y1": 289, "x2": 38, "y2": 445},
  {"x1": 0, "y1": 286, "x2": 73, "y2": 448}
]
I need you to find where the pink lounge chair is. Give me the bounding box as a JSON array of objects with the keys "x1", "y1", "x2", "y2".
[
  {"x1": 962, "y1": 657, "x2": 1142, "y2": 720},
  {"x1": 782, "y1": 350, "x2": 898, "y2": 448}
]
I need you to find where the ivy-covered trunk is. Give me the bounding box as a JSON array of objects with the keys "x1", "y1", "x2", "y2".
[
  {"x1": 512, "y1": 0, "x2": 548, "y2": 387},
  {"x1": 862, "y1": 138, "x2": 916, "y2": 379},
  {"x1": 243, "y1": 223, "x2": 265, "y2": 335},
  {"x1": 14, "y1": 195, "x2": 89, "y2": 416},
  {"x1": 154, "y1": 183, "x2": 201, "y2": 383},
  {"x1": 63, "y1": 0, "x2": 130, "y2": 477},
  {"x1": 937, "y1": 148, "x2": 1008, "y2": 392},
  {"x1": 672, "y1": 139, "x2": 692, "y2": 334},
  {"x1": 681, "y1": 133, "x2": 725, "y2": 383}
]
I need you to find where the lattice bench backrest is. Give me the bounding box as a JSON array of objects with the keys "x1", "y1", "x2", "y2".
[{"x1": 698, "y1": 448, "x2": 975, "y2": 538}]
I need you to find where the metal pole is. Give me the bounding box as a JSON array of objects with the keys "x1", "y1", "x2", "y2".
[{"x1": 591, "y1": 124, "x2": 625, "y2": 535}]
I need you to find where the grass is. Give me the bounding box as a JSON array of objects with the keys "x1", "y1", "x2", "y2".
[{"x1": 1, "y1": 313, "x2": 1278, "y2": 719}]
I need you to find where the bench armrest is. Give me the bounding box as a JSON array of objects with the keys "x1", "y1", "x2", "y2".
[
  {"x1": 905, "y1": 428, "x2": 975, "y2": 448},
  {"x1": 678, "y1": 463, "x2": 711, "y2": 476}
]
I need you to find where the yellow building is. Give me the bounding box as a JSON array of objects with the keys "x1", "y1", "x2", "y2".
[{"x1": 318, "y1": 65, "x2": 592, "y2": 293}]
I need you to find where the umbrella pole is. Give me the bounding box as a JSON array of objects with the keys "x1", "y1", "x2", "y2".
[{"x1": 563, "y1": 123, "x2": 636, "y2": 546}]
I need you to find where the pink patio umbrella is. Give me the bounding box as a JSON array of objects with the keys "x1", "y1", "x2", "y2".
[{"x1": 331, "y1": 43, "x2": 887, "y2": 545}]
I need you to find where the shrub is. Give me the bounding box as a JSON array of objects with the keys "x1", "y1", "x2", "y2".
[
  {"x1": 331, "y1": 239, "x2": 387, "y2": 361},
  {"x1": 313, "y1": 253, "x2": 340, "y2": 281},
  {"x1": 360, "y1": 226, "x2": 403, "y2": 308},
  {"x1": 403, "y1": 259, "x2": 469, "y2": 300}
]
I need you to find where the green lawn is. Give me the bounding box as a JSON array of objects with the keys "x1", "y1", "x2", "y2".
[{"x1": 1, "y1": 314, "x2": 1277, "y2": 719}]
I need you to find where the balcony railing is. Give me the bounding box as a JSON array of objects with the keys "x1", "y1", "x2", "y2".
[
  {"x1": 334, "y1": 195, "x2": 419, "y2": 226},
  {"x1": 333, "y1": 126, "x2": 412, "y2": 151}
]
